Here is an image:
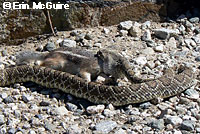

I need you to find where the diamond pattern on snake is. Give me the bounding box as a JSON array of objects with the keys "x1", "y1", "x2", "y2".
[{"x1": 0, "y1": 47, "x2": 196, "y2": 106}]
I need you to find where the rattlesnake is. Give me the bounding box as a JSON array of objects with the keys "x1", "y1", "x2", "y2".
[{"x1": 0, "y1": 65, "x2": 196, "y2": 106}]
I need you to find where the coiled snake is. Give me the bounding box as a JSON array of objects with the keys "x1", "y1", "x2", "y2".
[{"x1": 0, "y1": 65, "x2": 196, "y2": 106}]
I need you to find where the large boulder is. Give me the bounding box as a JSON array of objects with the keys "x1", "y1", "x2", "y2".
[{"x1": 1, "y1": 0, "x2": 200, "y2": 45}]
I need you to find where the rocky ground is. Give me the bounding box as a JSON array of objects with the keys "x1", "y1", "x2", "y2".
[{"x1": 0, "y1": 15, "x2": 200, "y2": 134}]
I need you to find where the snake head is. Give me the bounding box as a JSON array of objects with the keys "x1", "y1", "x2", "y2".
[{"x1": 95, "y1": 50, "x2": 105, "y2": 62}]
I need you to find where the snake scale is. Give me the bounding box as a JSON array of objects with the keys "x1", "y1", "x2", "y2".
[{"x1": 0, "y1": 65, "x2": 196, "y2": 106}]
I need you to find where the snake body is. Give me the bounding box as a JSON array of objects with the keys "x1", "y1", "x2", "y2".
[{"x1": 0, "y1": 65, "x2": 196, "y2": 106}]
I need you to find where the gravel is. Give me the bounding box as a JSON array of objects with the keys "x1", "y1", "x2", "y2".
[
  {"x1": 180, "y1": 120, "x2": 196, "y2": 131},
  {"x1": 150, "y1": 119, "x2": 165, "y2": 130},
  {"x1": 153, "y1": 28, "x2": 179, "y2": 39},
  {"x1": 44, "y1": 42, "x2": 56, "y2": 51},
  {"x1": 119, "y1": 20, "x2": 133, "y2": 30},
  {"x1": 129, "y1": 25, "x2": 141, "y2": 37},
  {"x1": 0, "y1": 14, "x2": 200, "y2": 133},
  {"x1": 95, "y1": 120, "x2": 117, "y2": 133},
  {"x1": 184, "y1": 88, "x2": 199, "y2": 99},
  {"x1": 0, "y1": 115, "x2": 5, "y2": 125},
  {"x1": 189, "y1": 17, "x2": 199, "y2": 23},
  {"x1": 55, "y1": 106, "x2": 69, "y2": 116},
  {"x1": 165, "y1": 115, "x2": 183, "y2": 125},
  {"x1": 66, "y1": 102, "x2": 78, "y2": 112},
  {"x1": 60, "y1": 39, "x2": 76, "y2": 48},
  {"x1": 3, "y1": 96, "x2": 14, "y2": 103},
  {"x1": 141, "y1": 29, "x2": 152, "y2": 41}
]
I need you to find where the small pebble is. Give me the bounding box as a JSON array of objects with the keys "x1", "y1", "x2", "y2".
[
  {"x1": 128, "y1": 116, "x2": 138, "y2": 124},
  {"x1": 150, "y1": 119, "x2": 165, "y2": 130},
  {"x1": 8, "y1": 128, "x2": 16, "y2": 134},
  {"x1": 103, "y1": 109, "x2": 115, "y2": 117},
  {"x1": 67, "y1": 124, "x2": 82, "y2": 134},
  {"x1": 29, "y1": 130, "x2": 36, "y2": 134},
  {"x1": 95, "y1": 120, "x2": 117, "y2": 133},
  {"x1": 141, "y1": 29, "x2": 152, "y2": 41},
  {"x1": 1, "y1": 50, "x2": 8, "y2": 56},
  {"x1": 85, "y1": 34, "x2": 93, "y2": 40},
  {"x1": 87, "y1": 105, "x2": 105, "y2": 114},
  {"x1": 135, "y1": 56, "x2": 147, "y2": 66},
  {"x1": 180, "y1": 120, "x2": 195, "y2": 131},
  {"x1": 189, "y1": 17, "x2": 199, "y2": 23},
  {"x1": 60, "y1": 39, "x2": 76, "y2": 48},
  {"x1": 0, "y1": 115, "x2": 5, "y2": 125},
  {"x1": 19, "y1": 86, "x2": 27, "y2": 92},
  {"x1": 0, "y1": 93, "x2": 8, "y2": 99},
  {"x1": 70, "y1": 30, "x2": 79, "y2": 36},
  {"x1": 103, "y1": 28, "x2": 110, "y2": 34},
  {"x1": 119, "y1": 21, "x2": 133, "y2": 30},
  {"x1": 44, "y1": 122, "x2": 56, "y2": 131},
  {"x1": 36, "y1": 45, "x2": 43, "y2": 51},
  {"x1": 39, "y1": 101, "x2": 50, "y2": 106},
  {"x1": 165, "y1": 115, "x2": 183, "y2": 125},
  {"x1": 22, "y1": 95, "x2": 33, "y2": 103},
  {"x1": 35, "y1": 114, "x2": 43, "y2": 120},
  {"x1": 75, "y1": 34, "x2": 85, "y2": 42},
  {"x1": 154, "y1": 45, "x2": 164, "y2": 53},
  {"x1": 195, "y1": 56, "x2": 200, "y2": 62},
  {"x1": 184, "y1": 88, "x2": 199, "y2": 99},
  {"x1": 23, "y1": 123, "x2": 31, "y2": 129},
  {"x1": 93, "y1": 43, "x2": 101, "y2": 48},
  {"x1": 153, "y1": 28, "x2": 179, "y2": 40},
  {"x1": 55, "y1": 106, "x2": 69, "y2": 116},
  {"x1": 139, "y1": 102, "x2": 152, "y2": 109},
  {"x1": 119, "y1": 30, "x2": 128, "y2": 36},
  {"x1": 3, "y1": 96, "x2": 14, "y2": 103},
  {"x1": 44, "y1": 42, "x2": 55, "y2": 51},
  {"x1": 129, "y1": 26, "x2": 141, "y2": 37},
  {"x1": 66, "y1": 103, "x2": 78, "y2": 112},
  {"x1": 196, "y1": 128, "x2": 200, "y2": 133}
]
